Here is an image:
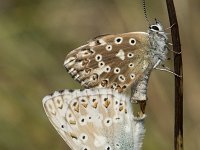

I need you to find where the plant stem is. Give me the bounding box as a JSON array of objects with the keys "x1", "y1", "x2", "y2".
[{"x1": 165, "y1": 0, "x2": 183, "y2": 150}]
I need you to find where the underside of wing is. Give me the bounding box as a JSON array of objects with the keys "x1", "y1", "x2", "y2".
[
  {"x1": 64, "y1": 32, "x2": 151, "y2": 93},
  {"x1": 43, "y1": 89, "x2": 145, "y2": 150}
]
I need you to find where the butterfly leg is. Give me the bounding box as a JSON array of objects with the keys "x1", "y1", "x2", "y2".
[
  {"x1": 131, "y1": 75, "x2": 149, "y2": 114},
  {"x1": 155, "y1": 67, "x2": 182, "y2": 77},
  {"x1": 166, "y1": 44, "x2": 182, "y2": 54}
]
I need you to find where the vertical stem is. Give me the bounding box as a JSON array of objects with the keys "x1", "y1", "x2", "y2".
[{"x1": 165, "y1": 0, "x2": 183, "y2": 150}]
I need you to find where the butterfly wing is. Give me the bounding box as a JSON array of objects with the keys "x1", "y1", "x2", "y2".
[
  {"x1": 43, "y1": 88, "x2": 145, "y2": 150},
  {"x1": 64, "y1": 32, "x2": 151, "y2": 93}
]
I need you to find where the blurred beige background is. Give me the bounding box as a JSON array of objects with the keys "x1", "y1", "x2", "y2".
[{"x1": 0, "y1": 0, "x2": 199, "y2": 149}]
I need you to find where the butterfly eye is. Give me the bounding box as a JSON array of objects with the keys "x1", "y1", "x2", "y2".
[{"x1": 150, "y1": 25, "x2": 160, "y2": 31}]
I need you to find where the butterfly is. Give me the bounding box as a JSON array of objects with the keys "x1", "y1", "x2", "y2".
[
  {"x1": 64, "y1": 21, "x2": 169, "y2": 111},
  {"x1": 43, "y1": 88, "x2": 146, "y2": 150}
]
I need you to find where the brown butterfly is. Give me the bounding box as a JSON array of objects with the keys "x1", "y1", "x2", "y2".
[{"x1": 64, "y1": 21, "x2": 169, "y2": 112}]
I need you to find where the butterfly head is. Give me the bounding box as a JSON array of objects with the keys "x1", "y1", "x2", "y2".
[
  {"x1": 147, "y1": 19, "x2": 168, "y2": 64},
  {"x1": 149, "y1": 20, "x2": 164, "y2": 33}
]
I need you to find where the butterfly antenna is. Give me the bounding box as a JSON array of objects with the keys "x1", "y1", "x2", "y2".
[{"x1": 142, "y1": 0, "x2": 150, "y2": 26}]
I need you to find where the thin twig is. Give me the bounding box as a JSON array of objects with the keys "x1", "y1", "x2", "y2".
[{"x1": 165, "y1": 0, "x2": 184, "y2": 150}]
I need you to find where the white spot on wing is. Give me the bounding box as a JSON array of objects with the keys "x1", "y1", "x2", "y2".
[
  {"x1": 127, "y1": 52, "x2": 134, "y2": 58},
  {"x1": 98, "y1": 61, "x2": 105, "y2": 68},
  {"x1": 89, "y1": 41, "x2": 96, "y2": 46},
  {"x1": 116, "y1": 49, "x2": 125, "y2": 60},
  {"x1": 68, "y1": 68, "x2": 75, "y2": 73},
  {"x1": 98, "y1": 39, "x2": 107, "y2": 45},
  {"x1": 104, "y1": 66, "x2": 111, "y2": 73},
  {"x1": 46, "y1": 100, "x2": 56, "y2": 115},
  {"x1": 95, "y1": 54, "x2": 102, "y2": 62},
  {"x1": 130, "y1": 73, "x2": 135, "y2": 79},
  {"x1": 79, "y1": 133, "x2": 88, "y2": 143},
  {"x1": 129, "y1": 38, "x2": 136, "y2": 45},
  {"x1": 114, "y1": 67, "x2": 120, "y2": 74},
  {"x1": 118, "y1": 74, "x2": 126, "y2": 82},
  {"x1": 79, "y1": 116, "x2": 87, "y2": 126},
  {"x1": 106, "y1": 45, "x2": 112, "y2": 51},
  {"x1": 74, "y1": 74, "x2": 80, "y2": 80},
  {"x1": 104, "y1": 117, "x2": 112, "y2": 127},
  {"x1": 64, "y1": 57, "x2": 76, "y2": 66},
  {"x1": 128, "y1": 63, "x2": 134, "y2": 68},
  {"x1": 114, "y1": 37, "x2": 123, "y2": 44}
]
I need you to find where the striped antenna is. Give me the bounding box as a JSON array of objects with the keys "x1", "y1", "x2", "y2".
[{"x1": 142, "y1": 0, "x2": 150, "y2": 25}]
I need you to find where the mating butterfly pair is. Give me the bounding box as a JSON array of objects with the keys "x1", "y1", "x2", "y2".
[
  {"x1": 64, "y1": 21, "x2": 168, "y2": 112},
  {"x1": 43, "y1": 21, "x2": 169, "y2": 150}
]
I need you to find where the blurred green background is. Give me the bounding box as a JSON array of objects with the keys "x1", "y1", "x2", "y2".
[{"x1": 0, "y1": 0, "x2": 199, "y2": 149}]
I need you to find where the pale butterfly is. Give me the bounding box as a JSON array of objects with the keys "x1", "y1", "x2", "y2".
[
  {"x1": 43, "y1": 88, "x2": 146, "y2": 150},
  {"x1": 64, "y1": 20, "x2": 169, "y2": 112}
]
